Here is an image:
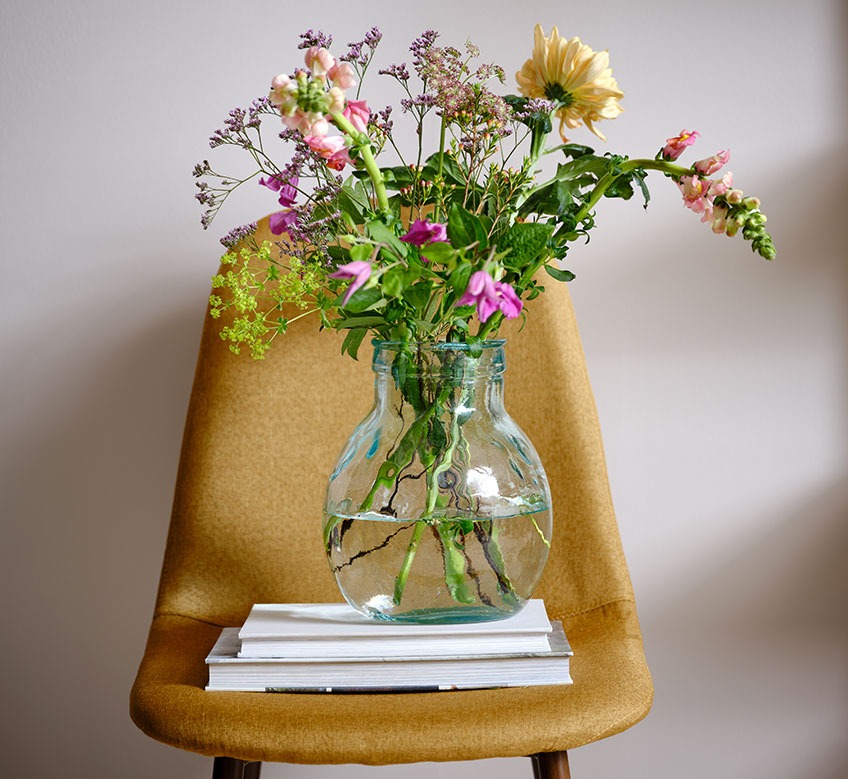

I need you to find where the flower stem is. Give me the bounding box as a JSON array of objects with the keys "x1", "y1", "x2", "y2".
[
  {"x1": 331, "y1": 112, "x2": 390, "y2": 213},
  {"x1": 573, "y1": 158, "x2": 692, "y2": 225}
]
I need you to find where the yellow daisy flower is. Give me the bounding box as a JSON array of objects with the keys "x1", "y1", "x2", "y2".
[{"x1": 516, "y1": 24, "x2": 624, "y2": 141}]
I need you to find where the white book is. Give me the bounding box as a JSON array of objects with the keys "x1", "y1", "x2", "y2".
[
  {"x1": 207, "y1": 622, "x2": 573, "y2": 692},
  {"x1": 237, "y1": 600, "x2": 553, "y2": 659}
]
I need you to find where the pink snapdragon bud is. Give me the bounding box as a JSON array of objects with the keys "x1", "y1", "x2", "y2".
[
  {"x1": 304, "y1": 135, "x2": 353, "y2": 170},
  {"x1": 329, "y1": 61, "x2": 357, "y2": 90},
  {"x1": 494, "y1": 281, "x2": 523, "y2": 319},
  {"x1": 305, "y1": 46, "x2": 335, "y2": 79},
  {"x1": 662, "y1": 129, "x2": 700, "y2": 161},
  {"x1": 329, "y1": 260, "x2": 371, "y2": 304},
  {"x1": 343, "y1": 99, "x2": 371, "y2": 133},
  {"x1": 281, "y1": 110, "x2": 326, "y2": 136},
  {"x1": 694, "y1": 149, "x2": 731, "y2": 176}
]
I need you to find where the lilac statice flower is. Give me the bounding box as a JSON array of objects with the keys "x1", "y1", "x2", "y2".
[
  {"x1": 219, "y1": 222, "x2": 258, "y2": 249},
  {"x1": 329, "y1": 260, "x2": 372, "y2": 304},
  {"x1": 298, "y1": 29, "x2": 333, "y2": 50},
  {"x1": 400, "y1": 219, "x2": 448, "y2": 246},
  {"x1": 458, "y1": 271, "x2": 523, "y2": 323}
]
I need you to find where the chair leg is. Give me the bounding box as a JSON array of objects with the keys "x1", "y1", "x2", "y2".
[
  {"x1": 531, "y1": 751, "x2": 571, "y2": 779},
  {"x1": 212, "y1": 757, "x2": 262, "y2": 779}
]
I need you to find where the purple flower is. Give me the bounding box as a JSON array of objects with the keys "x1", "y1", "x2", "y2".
[
  {"x1": 269, "y1": 209, "x2": 298, "y2": 236},
  {"x1": 458, "y1": 271, "x2": 523, "y2": 323},
  {"x1": 400, "y1": 219, "x2": 448, "y2": 246},
  {"x1": 261, "y1": 175, "x2": 300, "y2": 236},
  {"x1": 260, "y1": 174, "x2": 299, "y2": 207},
  {"x1": 329, "y1": 260, "x2": 372, "y2": 304},
  {"x1": 494, "y1": 281, "x2": 523, "y2": 319}
]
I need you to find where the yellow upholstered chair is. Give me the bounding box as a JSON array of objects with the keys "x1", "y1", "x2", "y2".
[{"x1": 130, "y1": 218, "x2": 653, "y2": 778}]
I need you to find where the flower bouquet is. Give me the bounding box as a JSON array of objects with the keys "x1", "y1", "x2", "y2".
[{"x1": 194, "y1": 25, "x2": 774, "y2": 623}]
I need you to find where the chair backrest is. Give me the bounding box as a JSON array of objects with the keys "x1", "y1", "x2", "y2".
[{"x1": 155, "y1": 219, "x2": 635, "y2": 626}]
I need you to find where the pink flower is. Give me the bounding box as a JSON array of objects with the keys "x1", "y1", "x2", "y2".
[
  {"x1": 329, "y1": 61, "x2": 357, "y2": 90},
  {"x1": 400, "y1": 219, "x2": 448, "y2": 246},
  {"x1": 662, "y1": 129, "x2": 700, "y2": 161},
  {"x1": 269, "y1": 209, "x2": 298, "y2": 236},
  {"x1": 494, "y1": 281, "x2": 523, "y2": 319},
  {"x1": 678, "y1": 175, "x2": 714, "y2": 222},
  {"x1": 458, "y1": 271, "x2": 523, "y2": 323},
  {"x1": 304, "y1": 135, "x2": 353, "y2": 171},
  {"x1": 281, "y1": 110, "x2": 326, "y2": 137},
  {"x1": 304, "y1": 46, "x2": 335, "y2": 79},
  {"x1": 694, "y1": 149, "x2": 730, "y2": 176},
  {"x1": 329, "y1": 260, "x2": 371, "y2": 304},
  {"x1": 260, "y1": 175, "x2": 300, "y2": 236},
  {"x1": 343, "y1": 100, "x2": 371, "y2": 133},
  {"x1": 708, "y1": 171, "x2": 734, "y2": 198},
  {"x1": 326, "y1": 87, "x2": 345, "y2": 115}
]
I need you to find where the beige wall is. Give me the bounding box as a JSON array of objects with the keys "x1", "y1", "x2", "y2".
[{"x1": 1, "y1": 1, "x2": 845, "y2": 777}]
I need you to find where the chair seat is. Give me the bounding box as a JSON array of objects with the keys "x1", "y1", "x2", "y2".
[{"x1": 130, "y1": 599, "x2": 652, "y2": 766}]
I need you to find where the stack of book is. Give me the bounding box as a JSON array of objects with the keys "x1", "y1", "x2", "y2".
[{"x1": 205, "y1": 600, "x2": 572, "y2": 693}]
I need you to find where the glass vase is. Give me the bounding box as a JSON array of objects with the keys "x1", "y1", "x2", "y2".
[{"x1": 323, "y1": 340, "x2": 552, "y2": 624}]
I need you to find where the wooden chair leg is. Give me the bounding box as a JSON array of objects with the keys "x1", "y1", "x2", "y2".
[
  {"x1": 531, "y1": 751, "x2": 571, "y2": 779},
  {"x1": 212, "y1": 757, "x2": 262, "y2": 779}
]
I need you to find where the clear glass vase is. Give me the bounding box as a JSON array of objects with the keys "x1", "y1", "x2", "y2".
[{"x1": 323, "y1": 340, "x2": 552, "y2": 624}]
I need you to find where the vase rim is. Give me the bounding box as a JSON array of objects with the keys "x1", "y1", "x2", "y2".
[{"x1": 371, "y1": 339, "x2": 507, "y2": 351}]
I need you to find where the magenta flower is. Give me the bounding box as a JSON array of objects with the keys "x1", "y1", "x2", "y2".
[
  {"x1": 494, "y1": 281, "x2": 523, "y2": 319},
  {"x1": 694, "y1": 149, "x2": 730, "y2": 176},
  {"x1": 260, "y1": 175, "x2": 300, "y2": 236},
  {"x1": 329, "y1": 260, "x2": 372, "y2": 304},
  {"x1": 400, "y1": 219, "x2": 449, "y2": 246},
  {"x1": 269, "y1": 210, "x2": 299, "y2": 235},
  {"x1": 662, "y1": 129, "x2": 700, "y2": 161},
  {"x1": 458, "y1": 271, "x2": 523, "y2": 323}
]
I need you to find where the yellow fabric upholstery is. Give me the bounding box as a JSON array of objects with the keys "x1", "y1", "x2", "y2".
[{"x1": 130, "y1": 217, "x2": 652, "y2": 765}]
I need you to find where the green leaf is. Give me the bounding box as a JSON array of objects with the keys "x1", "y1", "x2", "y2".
[
  {"x1": 422, "y1": 152, "x2": 466, "y2": 186},
  {"x1": 448, "y1": 263, "x2": 472, "y2": 297},
  {"x1": 341, "y1": 328, "x2": 368, "y2": 360},
  {"x1": 447, "y1": 203, "x2": 488, "y2": 250},
  {"x1": 544, "y1": 265, "x2": 576, "y2": 282},
  {"x1": 365, "y1": 219, "x2": 408, "y2": 258},
  {"x1": 348, "y1": 243, "x2": 373, "y2": 262},
  {"x1": 381, "y1": 268, "x2": 406, "y2": 299},
  {"x1": 417, "y1": 241, "x2": 456, "y2": 265},
  {"x1": 497, "y1": 222, "x2": 554, "y2": 268},
  {"x1": 343, "y1": 286, "x2": 383, "y2": 313}
]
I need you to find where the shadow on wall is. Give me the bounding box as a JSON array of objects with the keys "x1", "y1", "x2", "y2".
[{"x1": 1, "y1": 276, "x2": 213, "y2": 779}]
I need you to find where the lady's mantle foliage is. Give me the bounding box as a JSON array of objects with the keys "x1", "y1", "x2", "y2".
[{"x1": 195, "y1": 25, "x2": 775, "y2": 359}]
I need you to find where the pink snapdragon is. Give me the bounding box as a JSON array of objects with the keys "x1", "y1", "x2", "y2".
[
  {"x1": 329, "y1": 61, "x2": 357, "y2": 90},
  {"x1": 694, "y1": 149, "x2": 730, "y2": 176},
  {"x1": 269, "y1": 73, "x2": 297, "y2": 113},
  {"x1": 662, "y1": 129, "x2": 700, "y2": 161},
  {"x1": 304, "y1": 46, "x2": 335, "y2": 79},
  {"x1": 458, "y1": 271, "x2": 524, "y2": 323},
  {"x1": 329, "y1": 260, "x2": 372, "y2": 304},
  {"x1": 343, "y1": 100, "x2": 371, "y2": 133},
  {"x1": 678, "y1": 175, "x2": 714, "y2": 222},
  {"x1": 304, "y1": 135, "x2": 353, "y2": 171}
]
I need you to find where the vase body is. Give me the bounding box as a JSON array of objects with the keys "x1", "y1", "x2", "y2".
[{"x1": 323, "y1": 340, "x2": 552, "y2": 624}]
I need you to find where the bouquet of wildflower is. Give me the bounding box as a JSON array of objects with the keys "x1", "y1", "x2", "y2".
[{"x1": 193, "y1": 25, "x2": 775, "y2": 620}]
